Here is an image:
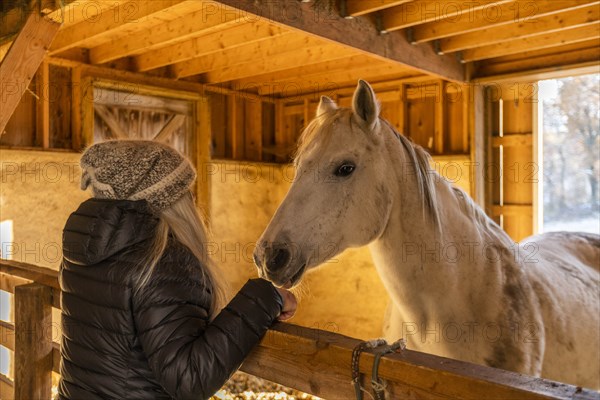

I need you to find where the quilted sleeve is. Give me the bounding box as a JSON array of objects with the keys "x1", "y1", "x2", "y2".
[{"x1": 133, "y1": 270, "x2": 283, "y2": 400}]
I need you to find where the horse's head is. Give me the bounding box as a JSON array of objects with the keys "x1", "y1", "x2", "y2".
[{"x1": 254, "y1": 80, "x2": 395, "y2": 288}]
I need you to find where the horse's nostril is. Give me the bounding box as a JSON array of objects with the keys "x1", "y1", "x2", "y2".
[{"x1": 265, "y1": 246, "x2": 291, "y2": 272}]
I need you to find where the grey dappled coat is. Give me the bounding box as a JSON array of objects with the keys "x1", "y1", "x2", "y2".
[{"x1": 58, "y1": 198, "x2": 283, "y2": 399}]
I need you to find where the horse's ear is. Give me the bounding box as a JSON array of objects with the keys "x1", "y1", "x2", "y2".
[
  {"x1": 352, "y1": 80, "x2": 380, "y2": 129},
  {"x1": 317, "y1": 95, "x2": 337, "y2": 116}
]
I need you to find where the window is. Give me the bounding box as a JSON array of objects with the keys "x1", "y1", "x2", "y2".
[{"x1": 539, "y1": 75, "x2": 600, "y2": 234}]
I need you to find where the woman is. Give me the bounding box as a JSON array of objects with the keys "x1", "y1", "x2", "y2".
[{"x1": 58, "y1": 140, "x2": 296, "y2": 399}]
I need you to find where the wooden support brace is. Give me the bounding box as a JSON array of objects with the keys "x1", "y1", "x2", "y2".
[
  {"x1": 14, "y1": 283, "x2": 52, "y2": 400},
  {"x1": 0, "y1": 13, "x2": 61, "y2": 134},
  {"x1": 154, "y1": 114, "x2": 186, "y2": 142},
  {"x1": 93, "y1": 105, "x2": 128, "y2": 140}
]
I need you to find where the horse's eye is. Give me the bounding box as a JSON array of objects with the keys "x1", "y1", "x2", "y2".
[{"x1": 335, "y1": 163, "x2": 356, "y2": 177}]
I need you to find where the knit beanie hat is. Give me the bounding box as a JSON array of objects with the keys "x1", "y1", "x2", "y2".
[{"x1": 80, "y1": 140, "x2": 196, "y2": 212}]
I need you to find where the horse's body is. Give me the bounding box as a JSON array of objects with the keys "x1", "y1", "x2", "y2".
[{"x1": 254, "y1": 80, "x2": 600, "y2": 389}]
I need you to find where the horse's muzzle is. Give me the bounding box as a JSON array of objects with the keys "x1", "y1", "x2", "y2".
[{"x1": 253, "y1": 241, "x2": 296, "y2": 284}]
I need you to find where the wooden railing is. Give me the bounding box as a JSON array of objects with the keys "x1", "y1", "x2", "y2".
[{"x1": 0, "y1": 259, "x2": 598, "y2": 400}]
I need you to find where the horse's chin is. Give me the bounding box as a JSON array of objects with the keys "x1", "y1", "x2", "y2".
[{"x1": 272, "y1": 263, "x2": 307, "y2": 289}]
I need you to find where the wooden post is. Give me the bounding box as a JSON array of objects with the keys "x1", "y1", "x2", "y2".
[
  {"x1": 36, "y1": 60, "x2": 50, "y2": 148},
  {"x1": 14, "y1": 283, "x2": 52, "y2": 400},
  {"x1": 197, "y1": 98, "x2": 212, "y2": 217},
  {"x1": 80, "y1": 77, "x2": 95, "y2": 147},
  {"x1": 398, "y1": 84, "x2": 407, "y2": 135},
  {"x1": 470, "y1": 84, "x2": 486, "y2": 208},
  {"x1": 245, "y1": 99, "x2": 263, "y2": 161},
  {"x1": 434, "y1": 80, "x2": 446, "y2": 154},
  {"x1": 227, "y1": 95, "x2": 244, "y2": 160},
  {"x1": 71, "y1": 66, "x2": 82, "y2": 151},
  {"x1": 274, "y1": 100, "x2": 286, "y2": 162}
]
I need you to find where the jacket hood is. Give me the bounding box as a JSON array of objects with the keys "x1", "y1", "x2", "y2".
[{"x1": 63, "y1": 198, "x2": 159, "y2": 266}]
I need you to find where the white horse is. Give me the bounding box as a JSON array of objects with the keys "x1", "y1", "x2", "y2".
[{"x1": 254, "y1": 80, "x2": 600, "y2": 389}]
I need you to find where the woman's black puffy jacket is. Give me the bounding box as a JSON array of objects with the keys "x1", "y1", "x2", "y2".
[{"x1": 58, "y1": 198, "x2": 283, "y2": 399}]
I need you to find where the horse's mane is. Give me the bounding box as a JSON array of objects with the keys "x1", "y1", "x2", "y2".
[{"x1": 294, "y1": 108, "x2": 512, "y2": 243}]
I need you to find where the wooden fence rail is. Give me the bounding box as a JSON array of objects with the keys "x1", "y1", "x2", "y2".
[{"x1": 0, "y1": 259, "x2": 598, "y2": 400}]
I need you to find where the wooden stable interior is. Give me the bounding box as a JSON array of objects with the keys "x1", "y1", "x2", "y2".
[{"x1": 0, "y1": 0, "x2": 599, "y2": 398}]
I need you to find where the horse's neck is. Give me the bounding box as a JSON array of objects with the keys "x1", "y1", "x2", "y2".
[{"x1": 369, "y1": 134, "x2": 519, "y2": 320}]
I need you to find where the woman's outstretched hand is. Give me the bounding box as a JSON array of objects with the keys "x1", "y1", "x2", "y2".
[{"x1": 275, "y1": 288, "x2": 297, "y2": 321}]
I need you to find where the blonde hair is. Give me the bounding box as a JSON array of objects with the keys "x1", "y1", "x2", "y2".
[{"x1": 134, "y1": 192, "x2": 229, "y2": 318}]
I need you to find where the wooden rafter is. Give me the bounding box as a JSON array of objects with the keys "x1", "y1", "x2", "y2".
[
  {"x1": 257, "y1": 62, "x2": 413, "y2": 95},
  {"x1": 344, "y1": 0, "x2": 413, "y2": 17},
  {"x1": 234, "y1": 54, "x2": 376, "y2": 86},
  {"x1": 483, "y1": 38, "x2": 600, "y2": 64},
  {"x1": 475, "y1": 40, "x2": 600, "y2": 77},
  {"x1": 440, "y1": 3, "x2": 600, "y2": 54},
  {"x1": 381, "y1": 0, "x2": 514, "y2": 32},
  {"x1": 135, "y1": 22, "x2": 288, "y2": 72},
  {"x1": 201, "y1": 43, "x2": 357, "y2": 84},
  {"x1": 49, "y1": 0, "x2": 184, "y2": 54},
  {"x1": 0, "y1": 13, "x2": 61, "y2": 134},
  {"x1": 462, "y1": 23, "x2": 600, "y2": 62},
  {"x1": 56, "y1": 1, "x2": 129, "y2": 28},
  {"x1": 88, "y1": 3, "x2": 242, "y2": 64},
  {"x1": 411, "y1": 0, "x2": 599, "y2": 43},
  {"x1": 213, "y1": 0, "x2": 465, "y2": 82},
  {"x1": 171, "y1": 33, "x2": 322, "y2": 78}
]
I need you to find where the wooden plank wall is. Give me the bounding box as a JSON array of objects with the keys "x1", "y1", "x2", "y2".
[
  {"x1": 0, "y1": 65, "x2": 72, "y2": 149},
  {"x1": 277, "y1": 81, "x2": 471, "y2": 162},
  {"x1": 2, "y1": 68, "x2": 469, "y2": 163},
  {"x1": 209, "y1": 93, "x2": 276, "y2": 162}
]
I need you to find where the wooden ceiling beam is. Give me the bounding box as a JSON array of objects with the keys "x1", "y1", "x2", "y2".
[
  {"x1": 134, "y1": 22, "x2": 288, "y2": 72},
  {"x1": 172, "y1": 33, "x2": 322, "y2": 78},
  {"x1": 88, "y1": 2, "x2": 241, "y2": 64},
  {"x1": 440, "y1": 3, "x2": 600, "y2": 53},
  {"x1": 200, "y1": 43, "x2": 357, "y2": 84},
  {"x1": 344, "y1": 0, "x2": 413, "y2": 17},
  {"x1": 381, "y1": 0, "x2": 513, "y2": 32},
  {"x1": 412, "y1": 0, "x2": 599, "y2": 43},
  {"x1": 461, "y1": 24, "x2": 600, "y2": 62},
  {"x1": 213, "y1": 0, "x2": 465, "y2": 82},
  {"x1": 49, "y1": 0, "x2": 184, "y2": 54}
]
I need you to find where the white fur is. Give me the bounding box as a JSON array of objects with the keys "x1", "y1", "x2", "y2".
[{"x1": 255, "y1": 81, "x2": 600, "y2": 389}]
